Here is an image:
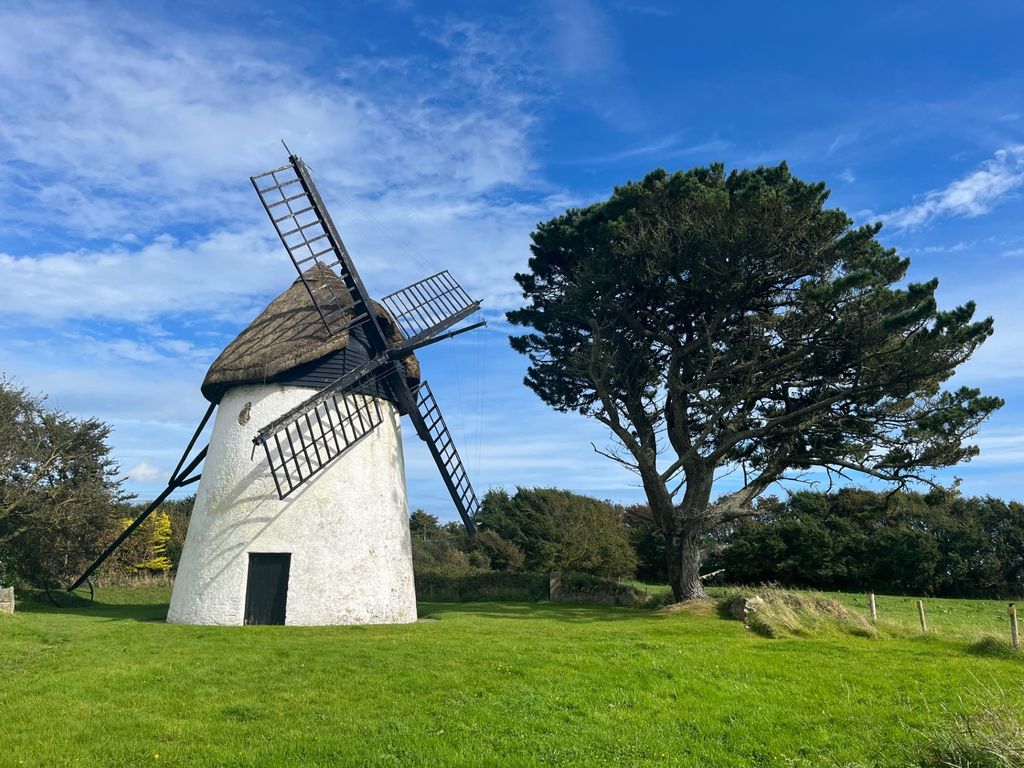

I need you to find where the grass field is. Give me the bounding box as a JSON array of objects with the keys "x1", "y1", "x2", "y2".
[{"x1": 1, "y1": 587, "x2": 1021, "y2": 767}]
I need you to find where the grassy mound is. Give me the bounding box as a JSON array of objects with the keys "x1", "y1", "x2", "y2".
[{"x1": 720, "y1": 585, "x2": 878, "y2": 639}]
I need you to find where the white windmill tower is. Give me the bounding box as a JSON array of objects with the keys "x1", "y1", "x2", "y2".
[{"x1": 70, "y1": 152, "x2": 485, "y2": 626}]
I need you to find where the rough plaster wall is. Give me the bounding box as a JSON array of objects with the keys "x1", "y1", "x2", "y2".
[{"x1": 167, "y1": 383, "x2": 417, "y2": 626}]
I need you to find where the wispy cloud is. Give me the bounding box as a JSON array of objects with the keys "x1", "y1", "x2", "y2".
[
  {"x1": 828, "y1": 130, "x2": 861, "y2": 156},
  {"x1": 903, "y1": 240, "x2": 973, "y2": 255},
  {"x1": 880, "y1": 145, "x2": 1024, "y2": 229},
  {"x1": 549, "y1": 0, "x2": 618, "y2": 77},
  {"x1": 0, "y1": 5, "x2": 543, "y2": 245},
  {"x1": 578, "y1": 135, "x2": 733, "y2": 166},
  {"x1": 0, "y1": 3, "x2": 571, "y2": 505}
]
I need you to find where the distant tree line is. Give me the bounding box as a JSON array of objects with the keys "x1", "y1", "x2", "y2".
[
  {"x1": 704, "y1": 489, "x2": 1024, "y2": 598},
  {"x1": 415, "y1": 486, "x2": 1024, "y2": 600},
  {"x1": 5, "y1": 378, "x2": 1021, "y2": 599}
]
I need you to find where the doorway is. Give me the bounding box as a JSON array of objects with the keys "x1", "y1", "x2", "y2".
[{"x1": 244, "y1": 552, "x2": 291, "y2": 625}]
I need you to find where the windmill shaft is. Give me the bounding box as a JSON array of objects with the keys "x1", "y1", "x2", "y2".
[{"x1": 253, "y1": 351, "x2": 392, "y2": 447}]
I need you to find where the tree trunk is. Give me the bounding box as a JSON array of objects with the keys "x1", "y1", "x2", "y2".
[{"x1": 666, "y1": 528, "x2": 707, "y2": 602}]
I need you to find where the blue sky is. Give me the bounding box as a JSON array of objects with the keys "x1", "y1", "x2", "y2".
[{"x1": 2, "y1": 1, "x2": 1024, "y2": 519}]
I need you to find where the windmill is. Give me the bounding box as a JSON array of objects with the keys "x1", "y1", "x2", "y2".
[{"x1": 69, "y1": 150, "x2": 485, "y2": 626}]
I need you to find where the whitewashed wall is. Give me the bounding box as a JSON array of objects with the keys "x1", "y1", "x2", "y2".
[{"x1": 167, "y1": 384, "x2": 417, "y2": 626}]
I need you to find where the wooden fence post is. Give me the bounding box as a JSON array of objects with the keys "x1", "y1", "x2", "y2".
[
  {"x1": 869, "y1": 593, "x2": 877, "y2": 623},
  {"x1": 1010, "y1": 603, "x2": 1020, "y2": 652},
  {"x1": 917, "y1": 599, "x2": 928, "y2": 633}
]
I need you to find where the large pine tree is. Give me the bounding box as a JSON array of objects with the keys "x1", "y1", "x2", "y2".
[{"x1": 508, "y1": 163, "x2": 1002, "y2": 601}]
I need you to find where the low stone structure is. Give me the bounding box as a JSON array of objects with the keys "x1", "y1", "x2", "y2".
[
  {"x1": 729, "y1": 595, "x2": 766, "y2": 624},
  {"x1": 0, "y1": 586, "x2": 14, "y2": 614}
]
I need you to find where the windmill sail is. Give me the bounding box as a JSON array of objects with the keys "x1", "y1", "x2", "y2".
[
  {"x1": 252, "y1": 272, "x2": 483, "y2": 501},
  {"x1": 258, "y1": 386, "x2": 385, "y2": 499},
  {"x1": 251, "y1": 157, "x2": 375, "y2": 337},
  {"x1": 408, "y1": 382, "x2": 479, "y2": 535},
  {"x1": 380, "y1": 271, "x2": 480, "y2": 348},
  {"x1": 251, "y1": 150, "x2": 485, "y2": 533}
]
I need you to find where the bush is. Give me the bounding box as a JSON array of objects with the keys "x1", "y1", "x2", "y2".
[
  {"x1": 556, "y1": 572, "x2": 653, "y2": 607},
  {"x1": 717, "y1": 489, "x2": 1024, "y2": 599},
  {"x1": 476, "y1": 488, "x2": 637, "y2": 578}
]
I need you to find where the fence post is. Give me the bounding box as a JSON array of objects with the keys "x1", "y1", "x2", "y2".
[
  {"x1": 869, "y1": 593, "x2": 877, "y2": 623},
  {"x1": 917, "y1": 599, "x2": 928, "y2": 634},
  {"x1": 549, "y1": 572, "x2": 562, "y2": 602},
  {"x1": 1010, "y1": 603, "x2": 1020, "y2": 652}
]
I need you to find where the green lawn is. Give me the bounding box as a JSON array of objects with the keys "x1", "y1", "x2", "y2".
[{"x1": 1, "y1": 587, "x2": 1021, "y2": 767}]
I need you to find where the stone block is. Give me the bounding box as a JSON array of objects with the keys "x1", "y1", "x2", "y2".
[{"x1": 0, "y1": 586, "x2": 14, "y2": 614}]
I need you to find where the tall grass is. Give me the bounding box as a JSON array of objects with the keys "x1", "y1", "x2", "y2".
[{"x1": 917, "y1": 681, "x2": 1024, "y2": 767}]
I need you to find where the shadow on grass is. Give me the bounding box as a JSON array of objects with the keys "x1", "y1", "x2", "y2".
[
  {"x1": 966, "y1": 633, "x2": 1023, "y2": 660},
  {"x1": 16, "y1": 590, "x2": 169, "y2": 622},
  {"x1": 419, "y1": 600, "x2": 689, "y2": 623}
]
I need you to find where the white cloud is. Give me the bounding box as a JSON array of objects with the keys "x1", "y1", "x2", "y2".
[
  {"x1": 0, "y1": 4, "x2": 573, "y2": 325},
  {"x1": 0, "y1": 4, "x2": 587, "y2": 510},
  {"x1": 969, "y1": 429, "x2": 1024, "y2": 465},
  {"x1": 126, "y1": 461, "x2": 164, "y2": 483},
  {"x1": 881, "y1": 145, "x2": 1024, "y2": 229},
  {"x1": 0, "y1": 229, "x2": 285, "y2": 322}
]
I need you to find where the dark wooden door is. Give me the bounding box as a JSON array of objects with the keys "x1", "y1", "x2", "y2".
[{"x1": 244, "y1": 553, "x2": 291, "y2": 625}]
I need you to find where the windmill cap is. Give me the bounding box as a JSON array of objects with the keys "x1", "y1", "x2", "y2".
[{"x1": 200, "y1": 264, "x2": 419, "y2": 403}]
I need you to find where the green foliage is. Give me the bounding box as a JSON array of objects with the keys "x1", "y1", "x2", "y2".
[
  {"x1": 0, "y1": 377, "x2": 129, "y2": 586},
  {"x1": 557, "y1": 571, "x2": 654, "y2": 606},
  {"x1": 714, "y1": 489, "x2": 1024, "y2": 598},
  {"x1": 621, "y1": 503, "x2": 667, "y2": 583},
  {"x1": 409, "y1": 509, "x2": 476, "y2": 573},
  {"x1": 476, "y1": 487, "x2": 637, "y2": 578},
  {"x1": 474, "y1": 529, "x2": 526, "y2": 572},
  {"x1": 508, "y1": 163, "x2": 1001, "y2": 600}
]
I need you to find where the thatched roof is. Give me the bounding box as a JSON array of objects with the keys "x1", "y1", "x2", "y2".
[{"x1": 201, "y1": 264, "x2": 419, "y2": 403}]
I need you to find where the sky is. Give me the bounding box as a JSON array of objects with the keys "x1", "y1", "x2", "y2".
[{"x1": 2, "y1": 1, "x2": 1024, "y2": 520}]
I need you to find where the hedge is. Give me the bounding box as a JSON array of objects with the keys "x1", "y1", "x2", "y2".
[{"x1": 414, "y1": 569, "x2": 549, "y2": 602}]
